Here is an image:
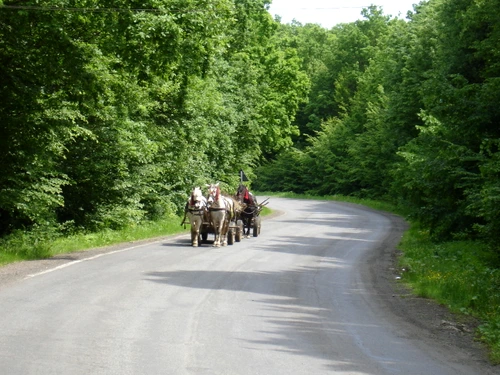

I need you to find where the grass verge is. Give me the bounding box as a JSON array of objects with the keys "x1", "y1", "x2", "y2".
[
  {"x1": 398, "y1": 223, "x2": 500, "y2": 363},
  {"x1": 0, "y1": 215, "x2": 189, "y2": 266}
]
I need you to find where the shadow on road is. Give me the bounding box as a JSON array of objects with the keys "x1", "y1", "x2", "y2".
[{"x1": 144, "y1": 216, "x2": 392, "y2": 374}]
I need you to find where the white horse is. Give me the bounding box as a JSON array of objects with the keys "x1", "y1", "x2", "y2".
[
  {"x1": 184, "y1": 187, "x2": 207, "y2": 247},
  {"x1": 206, "y1": 183, "x2": 234, "y2": 247}
]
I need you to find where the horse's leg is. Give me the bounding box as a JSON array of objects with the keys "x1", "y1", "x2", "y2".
[
  {"x1": 221, "y1": 217, "x2": 228, "y2": 246},
  {"x1": 189, "y1": 215, "x2": 204, "y2": 247},
  {"x1": 196, "y1": 217, "x2": 203, "y2": 247},
  {"x1": 208, "y1": 212, "x2": 216, "y2": 247},
  {"x1": 212, "y1": 226, "x2": 218, "y2": 247},
  {"x1": 216, "y1": 226, "x2": 222, "y2": 247},
  {"x1": 187, "y1": 214, "x2": 194, "y2": 246},
  {"x1": 213, "y1": 219, "x2": 220, "y2": 247},
  {"x1": 219, "y1": 213, "x2": 227, "y2": 247},
  {"x1": 243, "y1": 215, "x2": 250, "y2": 237},
  {"x1": 222, "y1": 218, "x2": 228, "y2": 246},
  {"x1": 247, "y1": 212, "x2": 252, "y2": 236},
  {"x1": 189, "y1": 217, "x2": 197, "y2": 246},
  {"x1": 220, "y1": 214, "x2": 228, "y2": 247},
  {"x1": 214, "y1": 229, "x2": 219, "y2": 247},
  {"x1": 192, "y1": 222, "x2": 199, "y2": 247},
  {"x1": 211, "y1": 210, "x2": 227, "y2": 247}
]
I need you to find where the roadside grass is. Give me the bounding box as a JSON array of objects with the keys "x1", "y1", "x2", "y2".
[
  {"x1": 0, "y1": 206, "x2": 273, "y2": 266},
  {"x1": 398, "y1": 223, "x2": 500, "y2": 363},
  {"x1": 0, "y1": 215, "x2": 189, "y2": 266},
  {"x1": 257, "y1": 191, "x2": 500, "y2": 363}
]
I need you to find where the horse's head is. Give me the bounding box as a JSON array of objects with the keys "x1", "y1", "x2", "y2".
[
  {"x1": 189, "y1": 186, "x2": 206, "y2": 209},
  {"x1": 206, "y1": 183, "x2": 220, "y2": 206},
  {"x1": 236, "y1": 184, "x2": 252, "y2": 204},
  {"x1": 236, "y1": 184, "x2": 245, "y2": 200}
]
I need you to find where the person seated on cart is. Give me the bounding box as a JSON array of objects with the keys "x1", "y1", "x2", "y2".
[
  {"x1": 236, "y1": 184, "x2": 258, "y2": 237},
  {"x1": 236, "y1": 184, "x2": 257, "y2": 207}
]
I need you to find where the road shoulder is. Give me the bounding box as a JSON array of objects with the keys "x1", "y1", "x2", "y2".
[{"x1": 358, "y1": 206, "x2": 498, "y2": 373}]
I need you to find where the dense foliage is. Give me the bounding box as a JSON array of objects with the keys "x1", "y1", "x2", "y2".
[
  {"x1": 256, "y1": 0, "x2": 500, "y2": 253},
  {"x1": 2, "y1": 0, "x2": 500, "y2": 258},
  {"x1": 2, "y1": 0, "x2": 499, "y2": 253},
  {"x1": 0, "y1": 0, "x2": 308, "y2": 235}
]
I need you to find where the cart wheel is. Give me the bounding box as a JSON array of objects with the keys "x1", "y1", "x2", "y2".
[
  {"x1": 253, "y1": 216, "x2": 261, "y2": 237},
  {"x1": 227, "y1": 229, "x2": 235, "y2": 245},
  {"x1": 235, "y1": 220, "x2": 243, "y2": 242}
]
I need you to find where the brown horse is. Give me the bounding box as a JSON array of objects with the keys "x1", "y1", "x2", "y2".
[{"x1": 236, "y1": 184, "x2": 258, "y2": 237}]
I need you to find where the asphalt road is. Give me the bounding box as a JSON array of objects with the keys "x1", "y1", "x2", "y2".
[{"x1": 0, "y1": 198, "x2": 493, "y2": 374}]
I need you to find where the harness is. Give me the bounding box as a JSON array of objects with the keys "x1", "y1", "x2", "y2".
[
  {"x1": 187, "y1": 207, "x2": 206, "y2": 216},
  {"x1": 186, "y1": 190, "x2": 207, "y2": 217},
  {"x1": 208, "y1": 206, "x2": 228, "y2": 211},
  {"x1": 207, "y1": 186, "x2": 235, "y2": 222},
  {"x1": 181, "y1": 203, "x2": 206, "y2": 227}
]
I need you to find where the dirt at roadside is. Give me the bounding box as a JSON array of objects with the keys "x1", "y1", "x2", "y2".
[{"x1": 361, "y1": 208, "x2": 499, "y2": 374}]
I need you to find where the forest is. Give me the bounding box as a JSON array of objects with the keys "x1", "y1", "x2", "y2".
[
  {"x1": 1, "y1": 0, "x2": 308, "y2": 235},
  {"x1": 2, "y1": 0, "x2": 500, "y2": 253},
  {"x1": 2, "y1": 0, "x2": 500, "y2": 360},
  {"x1": 0, "y1": 0, "x2": 498, "y2": 250},
  {"x1": 256, "y1": 0, "x2": 500, "y2": 251}
]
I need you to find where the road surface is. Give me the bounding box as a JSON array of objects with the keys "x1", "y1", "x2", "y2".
[{"x1": 0, "y1": 198, "x2": 495, "y2": 374}]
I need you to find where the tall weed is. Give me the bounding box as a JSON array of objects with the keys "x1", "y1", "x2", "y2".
[{"x1": 0, "y1": 224, "x2": 58, "y2": 262}]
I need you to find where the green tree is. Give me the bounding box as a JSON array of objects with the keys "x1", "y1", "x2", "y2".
[
  {"x1": 392, "y1": 0, "x2": 500, "y2": 242},
  {"x1": 257, "y1": 6, "x2": 396, "y2": 195}
]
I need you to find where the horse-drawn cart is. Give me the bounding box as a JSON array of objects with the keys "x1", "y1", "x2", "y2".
[
  {"x1": 183, "y1": 183, "x2": 267, "y2": 247},
  {"x1": 197, "y1": 183, "x2": 245, "y2": 247}
]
